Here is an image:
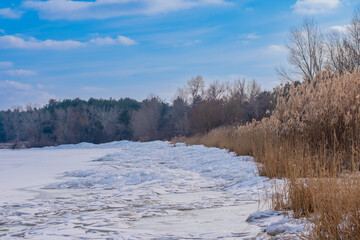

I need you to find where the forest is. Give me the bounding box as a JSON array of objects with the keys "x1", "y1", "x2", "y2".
[{"x1": 0, "y1": 78, "x2": 274, "y2": 148}]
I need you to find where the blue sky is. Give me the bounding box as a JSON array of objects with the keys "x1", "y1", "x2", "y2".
[{"x1": 0, "y1": 0, "x2": 357, "y2": 109}]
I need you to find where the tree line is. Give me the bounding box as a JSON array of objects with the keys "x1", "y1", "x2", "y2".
[{"x1": 0, "y1": 78, "x2": 275, "y2": 147}]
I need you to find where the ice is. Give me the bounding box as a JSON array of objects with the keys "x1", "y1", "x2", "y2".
[
  {"x1": 246, "y1": 210, "x2": 283, "y2": 222},
  {"x1": 247, "y1": 210, "x2": 309, "y2": 238},
  {"x1": 0, "y1": 141, "x2": 306, "y2": 239}
]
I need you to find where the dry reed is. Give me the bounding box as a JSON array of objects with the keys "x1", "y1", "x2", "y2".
[{"x1": 173, "y1": 71, "x2": 360, "y2": 239}]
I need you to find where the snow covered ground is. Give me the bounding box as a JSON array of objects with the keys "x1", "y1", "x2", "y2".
[{"x1": 0, "y1": 141, "x2": 306, "y2": 239}]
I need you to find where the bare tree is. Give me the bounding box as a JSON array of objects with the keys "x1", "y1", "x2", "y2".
[
  {"x1": 206, "y1": 81, "x2": 225, "y2": 100},
  {"x1": 131, "y1": 97, "x2": 163, "y2": 141},
  {"x1": 11, "y1": 107, "x2": 24, "y2": 144},
  {"x1": 247, "y1": 80, "x2": 261, "y2": 103},
  {"x1": 348, "y1": 6, "x2": 360, "y2": 67},
  {"x1": 326, "y1": 31, "x2": 356, "y2": 74},
  {"x1": 279, "y1": 18, "x2": 325, "y2": 82},
  {"x1": 93, "y1": 107, "x2": 122, "y2": 141},
  {"x1": 171, "y1": 97, "x2": 190, "y2": 136},
  {"x1": 175, "y1": 87, "x2": 188, "y2": 103},
  {"x1": 186, "y1": 76, "x2": 205, "y2": 105},
  {"x1": 54, "y1": 107, "x2": 88, "y2": 144},
  {"x1": 275, "y1": 65, "x2": 295, "y2": 83},
  {"x1": 245, "y1": 80, "x2": 262, "y2": 121},
  {"x1": 224, "y1": 79, "x2": 246, "y2": 102},
  {"x1": 54, "y1": 108, "x2": 70, "y2": 143},
  {"x1": 323, "y1": 6, "x2": 360, "y2": 74}
]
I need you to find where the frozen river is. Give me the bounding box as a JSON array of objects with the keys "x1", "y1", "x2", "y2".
[{"x1": 0, "y1": 141, "x2": 300, "y2": 239}]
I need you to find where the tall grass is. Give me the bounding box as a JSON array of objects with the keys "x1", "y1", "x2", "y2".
[{"x1": 174, "y1": 71, "x2": 360, "y2": 239}]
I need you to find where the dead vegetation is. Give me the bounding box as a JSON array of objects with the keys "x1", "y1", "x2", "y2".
[{"x1": 173, "y1": 71, "x2": 360, "y2": 239}]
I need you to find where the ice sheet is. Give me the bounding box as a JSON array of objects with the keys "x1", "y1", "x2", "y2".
[{"x1": 0, "y1": 141, "x2": 306, "y2": 239}]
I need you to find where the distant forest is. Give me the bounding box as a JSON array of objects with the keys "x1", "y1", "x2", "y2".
[{"x1": 0, "y1": 77, "x2": 275, "y2": 148}]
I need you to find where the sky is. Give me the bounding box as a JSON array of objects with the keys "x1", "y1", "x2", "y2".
[{"x1": 0, "y1": 0, "x2": 357, "y2": 110}]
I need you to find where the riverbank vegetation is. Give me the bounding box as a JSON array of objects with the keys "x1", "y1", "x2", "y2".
[
  {"x1": 174, "y1": 9, "x2": 360, "y2": 240},
  {"x1": 177, "y1": 70, "x2": 360, "y2": 239}
]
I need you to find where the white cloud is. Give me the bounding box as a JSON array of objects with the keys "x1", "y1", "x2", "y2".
[
  {"x1": 0, "y1": 62, "x2": 37, "y2": 77},
  {"x1": 0, "y1": 80, "x2": 56, "y2": 110},
  {"x1": 0, "y1": 80, "x2": 33, "y2": 90},
  {"x1": 0, "y1": 8, "x2": 23, "y2": 19},
  {"x1": 292, "y1": 0, "x2": 341, "y2": 14},
  {"x1": 0, "y1": 35, "x2": 137, "y2": 50},
  {"x1": 23, "y1": 0, "x2": 230, "y2": 20},
  {"x1": 117, "y1": 36, "x2": 137, "y2": 45},
  {"x1": 0, "y1": 61, "x2": 14, "y2": 69},
  {"x1": 89, "y1": 36, "x2": 137, "y2": 46},
  {"x1": 329, "y1": 25, "x2": 349, "y2": 33},
  {"x1": 2, "y1": 69, "x2": 37, "y2": 77},
  {"x1": 0, "y1": 35, "x2": 84, "y2": 50},
  {"x1": 237, "y1": 33, "x2": 259, "y2": 44}
]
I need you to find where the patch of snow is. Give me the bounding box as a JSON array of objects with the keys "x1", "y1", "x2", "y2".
[{"x1": 247, "y1": 210, "x2": 309, "y2": 238}]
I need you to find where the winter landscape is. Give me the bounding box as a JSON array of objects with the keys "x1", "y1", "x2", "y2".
[
  {"x1": 0, "y1": 141, "x2": 305, "y2": 239},
  {"x1": 2, "y1": 0, "x2": 360, "y2": 239}
]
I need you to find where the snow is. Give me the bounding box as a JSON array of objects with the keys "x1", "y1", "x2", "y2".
[
  {"x1": 247, "y1": 210, "x2": 309, "y2": 239},
  {"x1": 0, "y1": 141, "x2": 307, "y2": 239}
]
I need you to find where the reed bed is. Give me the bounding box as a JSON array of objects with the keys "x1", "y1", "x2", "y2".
[{"x1": 173, "y1": 71, "x2": 360, "y2": 239}]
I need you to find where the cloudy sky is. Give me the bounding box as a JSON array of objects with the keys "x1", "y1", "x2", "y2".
[{"x1": 0, "y1": 0, "x2": 356, "y2": 109}]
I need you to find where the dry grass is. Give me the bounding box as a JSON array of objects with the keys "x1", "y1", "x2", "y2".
[
  {"x1": 310, "y1": 176, "x2": 360, "y2": 239},
  {"x1": 173, "y1": 125, "x2": 255, "y2": 155},
  {"x1": 173, "y1": 71, "x2": 360, "y2": 239}
]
